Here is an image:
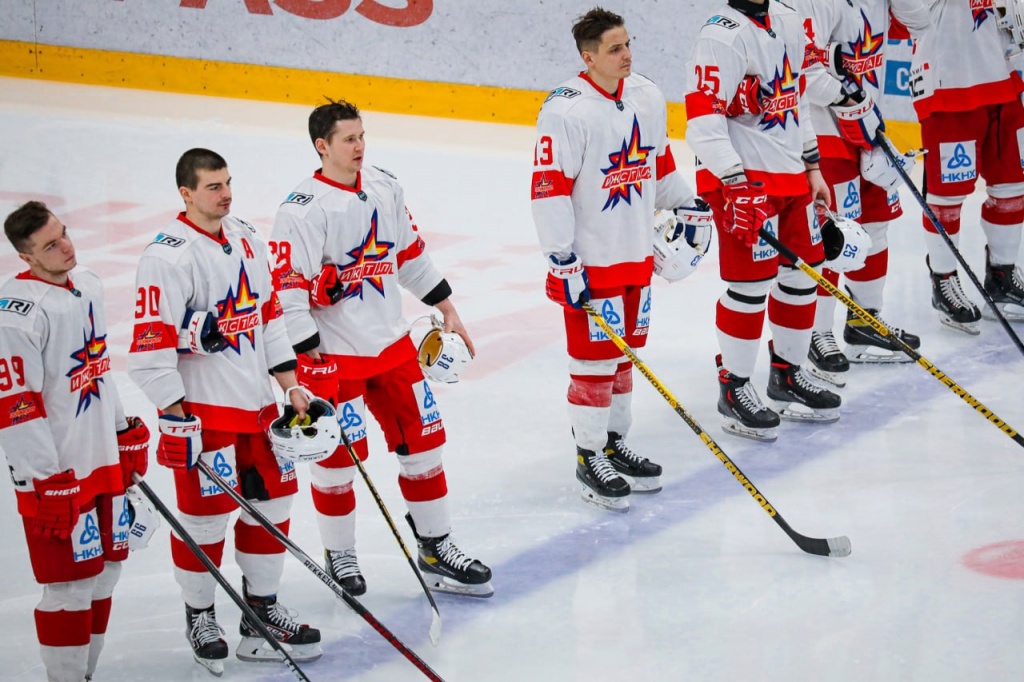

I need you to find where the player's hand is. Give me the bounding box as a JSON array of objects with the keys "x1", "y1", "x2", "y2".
[
  {"x1": 32, "y1": 470, "x2": 81, "y2": 540},
  {"x1": 833, "y1": 89, "x2": 884, "y2": 149},
  {"x1": 157, "y1": 413, "x2": 202, "y2": 470},
  {"x1": 722, "y1": 179, "x2": 769, "y2": 247},
  {"x1": 296, "y1": 354, "x2": 339, "y2": 405},
  {"x1": 310, "y1": 263, "x2": 343, "y2": 307},
  {"x1": 726, "y1": 75, "x2": 764, "y2": 117},
  {"x1": 116, "y1": 416, "x2": 150, "y2": 488},
  {"x1": 545, "y1": 253, "x2": 590, "y2": 309}
]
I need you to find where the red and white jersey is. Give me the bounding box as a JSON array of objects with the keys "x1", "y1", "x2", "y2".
[
  {"x1": 0, "y1": 268, "x2": 126, "y2": 516},
  {"x1": 271, "y1": 167, "x2": 445, "y2": 378},
  {"x1": 911, "y1": 0, "x2": 1024, "y2": 119},
  {"x1": 127, "y1": 214, "x2": 293, "y2": 431},
  {"x1": 531, "y1": 72, "x2": 696, "y2": 289},
  {"x1": 685, "y1": 3, "x2": 820, "y2": 196},
  {"x1": 796, "y1": 0, "x2": 932, "y2": 159}
]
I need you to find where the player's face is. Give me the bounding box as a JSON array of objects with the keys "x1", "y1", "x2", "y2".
[
  {"x1": 19, "y1": 213, "x2": 76, "y2": 282},
  {"x1": 182, "y1": 167, "x2": 232, "y2": 224},
  {"x1": 318, "y1": 118, "x2": 365, "y2": 182},
  {"x1": 583, "y1": 26, "x2": 632, "y2": 86}
]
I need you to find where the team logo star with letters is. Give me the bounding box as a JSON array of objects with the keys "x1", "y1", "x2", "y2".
[
  {"x1": 67, "y1": 303, "x2": 111, "y2": 416},
  {"x1": 215, "y1": 264, "x2": 260, "y2": 353},
  {"x1": 340, "y1": 209, "x2": 396, "y2": 300},
  {"x1": 760, "y1": 52, "x2": 799, "y2": 131},
  {"x1": 600, "y1": 115, "x2": 655, "y2": 211},
  {"x1": 843, "y1": 12, "x2": 885, "y2": 89}
]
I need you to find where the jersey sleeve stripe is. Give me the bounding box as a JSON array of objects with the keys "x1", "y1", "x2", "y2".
[
  {"x1": 531, "y1": 170, "x2": 574, "y2": 200},
  {"x1": 0, "y1": 391, "x2": 47, "y2": 428}
]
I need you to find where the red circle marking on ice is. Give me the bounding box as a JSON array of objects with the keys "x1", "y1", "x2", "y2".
[{"x1": 962, "y1": 540, "x2": 1024, "y2": 580}]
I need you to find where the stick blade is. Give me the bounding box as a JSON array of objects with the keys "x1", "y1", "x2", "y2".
[
  {"x1": 827, "y1": 535, "x2": 852, "y2": 558},
  {"x1": 429, "y1": 610, "x2": 442, "y2": 646},
  {"x1": 793, "y1": 532, "x2": 852, "y2": 558}
]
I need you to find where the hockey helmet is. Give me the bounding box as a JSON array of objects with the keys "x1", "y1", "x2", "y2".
[
  {"x1": 265, "y1": 394, "x2": 341, "y2": 463},
  {"x1": 652, "y1": 204, "x2": 714, "y2": 282},
  {"x1": 125, "y1": 486, "x2": 160, "y2": 551},
  {"x1": 820, "y1": 211, "x2": 871, "y2": 273},
  {"x1": 416, "y1": 316, "x2": 473, "y2": 383}
]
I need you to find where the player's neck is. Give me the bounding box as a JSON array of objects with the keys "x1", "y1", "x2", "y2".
[
  {"x1": 184, "y1": 209, "x2": 223, "y2": 237},
  {"x1": 321, "y1": 165, "x2": 358, "y2": 188},
  {"x1": 29, "y1": 266, "x2": 69, "y2": 287},
  {"x1": 585, "y1": 70, "x2": 620, "y2": 97}
]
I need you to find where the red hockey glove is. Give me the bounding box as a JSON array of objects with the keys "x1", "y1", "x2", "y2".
[
  {"x1": 32, "y1": 470, "x2": 81, "y2": 540},
  {"x1": 296, "y1": 354, "x2": 340, "y2": 404},
  {"x1": 545, "y1": 253, "x2": 590, "y2": 309},
  {"x1": 157, "y1": 413, "x2": 202, "y2": 470},
  {"x1": 726, "y1": 75, "x2": 764, "y2": 117},
  {"x1": 723, "y1": 179, "x2": 769, "y2": 247},
  {"x1": 832, "y1": 89, "x2": 884, "y2": 149},
  {"x1": 117, "y1": 416, "x2": 150, "y2": 488},
  {"x1": 310, "y1": 263, "x2": 343, "y2": 307}
]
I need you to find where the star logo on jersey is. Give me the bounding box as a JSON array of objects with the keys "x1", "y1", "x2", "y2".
[
  {"x1": 842, "y1": 11, "x2": 885, "y2": 89},
  {"x1": 339, "y1": 209, "x2": 395, "y2": 300},
  {"x1": 8, "y1": 394, "x2": 43, "y2": 425},
  {"x1": 970, "y1": 0, "x2": 994, "y2": 30},
  {"x1": 600, "y1": 115, "x2": 655, "y2": 211},
  {"x1": 67, "y1": 303, "x2": 111, "y2": 416},
  {"x1": 215, "y1": 263, "x2": 260, "y2": 353},
  {"x1": 533, "y1": 173, "x2": 555, "y2": 199},
  {"x1": 760, "y1": 52, "x2": 799, "y2": 131},
  {"x1": 131, "y1": 323, "x2": 166, "y2": 353}
]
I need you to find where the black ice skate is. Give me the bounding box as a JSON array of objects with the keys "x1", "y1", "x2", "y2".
[
  {"x1": 186, "y1": 604, "x2": 229, "y2": 677},
  {"x1": 576, "y1": 447, "x2": 631, "y2": 511},
  {"x1": 983, "y1": 246, "x2": 1024, "y2": 322},
  {"x1": 406, "y1": 513, "x2": 494, "y2": 597},
  {"x1": 807, "y1": 330, "x2": 849, "y2": 387},
  {"x1": 843, "y1": 307, "x2": 920, "y2": 364},
  {"x1": 325, "y1": 547, "x2": 367, "y2": 596},
  {"x1": 604, "y1": 432, "x2": 662, "y2": 494},
  {"x1": 928, "y1": 256, "x2": 981, "y2": 335},
  {"x1": 236, "y1": 578, "x2": 322, "y2": 663},
  {"x1": 766, "y1": 345, "x2": 841, "y2": 423},
  {"x1": 716, "y1": 355, "x2": 780, "y2": 442}
]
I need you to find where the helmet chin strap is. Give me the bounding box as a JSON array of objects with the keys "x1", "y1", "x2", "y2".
[{"x1": 727, "y1": 0, "x2": 770, "y2": 18}]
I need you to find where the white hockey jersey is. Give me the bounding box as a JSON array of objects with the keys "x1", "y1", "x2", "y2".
[
  {"x1": 271, "y1": 167, "x2": 444, "y2": 379},
  {"x1": 127, "y1": 214, "x2": 294, "y2": 431},
  {"x1": 0, "y1": 269, "x2": 126, "y2": 516},
  {"x1": 684, "y1": 3, "x2": 820, "y2": 196},
  {"x1": 911, "y1": 0, "x2": 1024, "y2": 118},
  {"x1": 531, "y1": 72, "x2": 696, "y2": 289}
]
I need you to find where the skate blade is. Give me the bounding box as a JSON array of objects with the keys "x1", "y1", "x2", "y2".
[
  {"x1": 626, "y1": 476, "x2": 662, "y2": 494},
  {"x1": 720, "y1": 417, "x2": 778, "y2": 443},
  {"x1": 771, "y1": 401, "x2": 841, "y2": 423},
  {"x1": 194, "y1": 655, "x2": 225, "y2": 677},
  {"x1": 235, "y1": 637, "x2": 323, "y2": 663},
  {"x1": 579, "y1": 483, "x2": 629, "y2": 513},
  {"x1": 939, "y1": 315, "x2": 981, "y2": 335},
  {"x1": 845, "y1": 344, "x2": 914, "y2": 364},
  {"x1": 982, "y1": 302, "x2": 1024, "y2": 322},
  {"x1": 424, "y1": 575, "x2": 495, "y2": 598},
  {"x1": 806, "y1": 364, "x2": 847, "y2": 388}
]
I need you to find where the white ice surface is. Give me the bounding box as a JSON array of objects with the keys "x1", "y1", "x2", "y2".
[{"x1": 1, "y1": 78, "x2": 1023, "y2": 682}]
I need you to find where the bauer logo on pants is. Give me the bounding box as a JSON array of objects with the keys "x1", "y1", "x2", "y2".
[
  {"x1": 588, "y1": 296, "x2": 626, "y2": 342},
  {"x1": 752, "y1": 217, "x2": 778, "y2": 262},
  {"x1": 72, "y1": 510, "x2": 103, "y2": 563},
  {"x1": 198, "y1": 446, "x2": 237, "y2": 498}
]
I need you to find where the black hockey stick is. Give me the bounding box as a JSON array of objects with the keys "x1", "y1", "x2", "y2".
[
  {"x1": 759, "y1": 229, "x2": 1024, "y2": 449},
  {"x1": 581, "y1": 302, "x2": 851, "y2": 558},
  {"x1": 876, "y1": 131, "x2": 1024, "y2": 358},
  {"x1": 338, "y1": 427, "x2": 442, "y2": 645},
  {"x1": 194, "y1": 461, "x2": 446, "y2": 682},
  {"x1": 132, "y1": 476, "x2": 310, "y2": 682}
]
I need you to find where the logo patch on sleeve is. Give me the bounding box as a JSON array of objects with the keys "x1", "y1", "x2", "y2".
[
  {"x1": 545, "y1": 87, "x2": 582, "y2": 103},
  {"x1": 153, "y1": 233, "x2": 185, "y2": 247},
  {"x1": 0, "y1": 298, "x2": 33, "y2": 315},
  {"x1": 285, "y1": 192, "x2": 314, "y2": 206},
  {"x1": 706, "y1": 15, "x2": 740, "y2": 29}
]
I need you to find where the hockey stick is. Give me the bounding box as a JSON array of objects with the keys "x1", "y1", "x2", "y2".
[
  {"x1": 338, "y1": 426, "x2": 442, "y2": 645},
  {"x1": 759, "y1": 229, "x2": 1024, "y2": 449},
  {"x1": 194, "y1": 460, "x2": 446, "y2": 682},
  {"x1": 132, "y1": 476, "x2": 310, "y2": 682},
  {"x1": 876, "y1": 131, "x2": 1024, "y2": 358},
  {"x1": 580, "y1": 301, "x2": 851, "y2": 558}
]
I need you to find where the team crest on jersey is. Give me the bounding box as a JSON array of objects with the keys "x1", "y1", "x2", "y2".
[
  {"x1": 600, "y1": 115, "x2": 655, "y2": 210},
  {"x1": 215, "y1": 263, "x2": 260, "y2": 353},
  {"x1": 6, "y1": 393, "x2": 43, "y2": 425},
  {"x1": 760, "y1": 52, "x2": 799, "y2": 131},
  {"x1": 533, "y1": 172, "x2": 556, "y2": 198},
  {"x1": 842, "y1": 11, "x2": 885, "y2": 89},
  {"x1": 131, "y1": 323, "x2": 169, "y2": 353},
  {"x1": 544, "y1": 86, "x2": 581, "y2": 102},
  {"x1": 971, "y1": 0, "x2": 994, "y2": 29},
  {"x1": 340, "y1": 209, "x2": 395, "y2": 300},
  {"x1": 67, "y1": 303, "x2": 111, "y2": 416}
]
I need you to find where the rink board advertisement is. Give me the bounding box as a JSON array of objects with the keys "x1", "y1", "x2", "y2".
[{"x1": 0, "y1": 0, "x2": 916, "y2": 126}]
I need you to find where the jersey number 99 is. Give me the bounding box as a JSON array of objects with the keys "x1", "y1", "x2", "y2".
[{"x1": 0, "y1": 356, "x2": 25, "y2": 391}]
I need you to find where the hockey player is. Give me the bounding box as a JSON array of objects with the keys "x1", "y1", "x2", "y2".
[
  {"x1": 127, "y1": 149, "x2": 321, "y2": 673},
  {"x1": 532, "y1": 7, "x2": 707, "y2": 512},
  {"x1": 789, "y1": 0, "x2": 931, "y2": 381},
  {"x1": 0, "y1": 201, "x2": 150, "y2": 682},
  {"x1": 685, "y1": 0, "x2": 842, "y2": 442},
  {"x1": 270, "y1": 100, "x2": 493, "y2": 598},
  {"x1": 911, "y1": 0, "x2": 1024, "y2": 332}
]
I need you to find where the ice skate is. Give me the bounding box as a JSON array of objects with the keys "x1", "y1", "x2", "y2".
[
  {"x1": 604, "y1": 431, "x2": 662, "y2": 493},
  {"x1": 843, "y1": 307, "x2": 920, "y2": 363},
  {"x1": 983, "y1": 247, "x2": 1024, "y2": 322},
  {"x1": 807, "y1": 330, "x2": 849, "y2": 387},
  {"x1": 766, "y1": 346, "x2": 841, "y2": 423},
  {"x1": 186, "y1": 604, "x2": 229, "y2": 677},
  {"x1": 325, "y1": 547, "x2": 367, "y2": 596},
  {"x1": 236, "y1": 579, "x2": 322, "y2": 663},
  {"x1": 575, "y1": 447, "x2": 631, "y2": 511},
  {"x1": 716, "y1": 355, "x2": 780, "y2": 442},
  {"x1": 928, "y1": 257, "x2": 981, "y2": 335},
  {"x1": 406, "y1": 513, "x2": 494, "y2": 597}
]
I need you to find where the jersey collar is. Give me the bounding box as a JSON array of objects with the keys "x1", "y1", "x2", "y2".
[
  {"x1": 177, "y1": 212, "x2": 228, "y2": 246},
  {"x1": 579, "y1": 71, "x2": 624, "y2": 102},
  {"x1": 314, "y1": 169, "x2": 363, "y2": 193},
  {"x1": 16, "y1": 270, "x2": 77, "y2": 292}
]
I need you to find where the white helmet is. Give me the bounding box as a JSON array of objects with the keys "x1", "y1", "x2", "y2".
[
  {"x1": 125, "y1": 486, "x2": 160, "y2": 551},
  {"x1": 652, "y1": 203, "x2": 714, "y2": 282},
  {"x1": 263, "y1": 395, "x2": 341, "y2": 463},
  {"x1": 417, "y1": 315, "x2": 473, "y2": 383},
  {"x1": 820, "y1": 211, "x2": 871, "y2": 272}
]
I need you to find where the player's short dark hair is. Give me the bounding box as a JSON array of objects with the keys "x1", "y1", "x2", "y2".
[
  {"x1": 308, "y1": 99, "x2": 361, "y2": 151},
  {"x1": 4, "y1": 200, "x2": 53, "y2": 253},
  {"x1": 572, "y1": 7, "x2": 624, "y2": 54},
  {"x1": 176, "y1": 148, "x2": 228, "y2": 190}
]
